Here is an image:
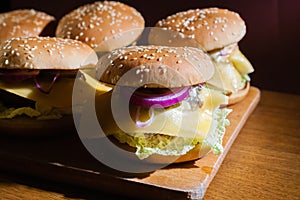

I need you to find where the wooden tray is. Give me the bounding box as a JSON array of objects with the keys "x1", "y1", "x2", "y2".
[{"x1": 0, "y1": 87, "x2": 260, "y2": 200}]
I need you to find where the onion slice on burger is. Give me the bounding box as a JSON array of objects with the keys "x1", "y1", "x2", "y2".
[
  {"x1": 33, "y1": 72, "x2": 60, "y2": 94},
  {"x1": 130, "y1": 86, "x2": 191, "y2": 108},
  {"x1": 135, "y1": 106, "x2": 155, "y2": 128}
]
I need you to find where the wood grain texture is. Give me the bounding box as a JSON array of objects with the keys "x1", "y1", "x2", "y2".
[
  {"x1": 0, "y1": 87, "x2": 259, "y2": 200},
  {"x1": 204, "y1": 90, "x2": 300, "y2": 200},
  {"x1": 0, "y1": 89, "x2": 299, "y2": 200}
]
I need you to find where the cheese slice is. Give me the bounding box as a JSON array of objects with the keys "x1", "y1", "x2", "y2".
[
  {"x1": 208, "y1": 48, "x2": 253, "y2": 93},
  {"x1": 207, "y1": 61, "x2": 245, "y2": 93},
  {"x1": 0, "y1": 69, "x2": 113, "y2": 108},
  {"x1": 95, "y1": 88, "x2": 228, "y2": 139},
  {"x1": 229, "y1": 48, "x2": 254, "y2": 75}
]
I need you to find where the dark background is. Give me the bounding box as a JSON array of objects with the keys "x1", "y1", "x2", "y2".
[{"x1": 1, "y1": 0, "x2": 299, "y2": 94}]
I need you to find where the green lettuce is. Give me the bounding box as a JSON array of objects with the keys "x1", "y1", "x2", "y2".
[
  {"x1": 0, "y1": 101, "x2": 71, "y2": 120},
  {"x1": 203, "y1": 108, "x2": 231, "y2": 154},
  {"x1": 113, "y1": 107, "x2": 231, "y2": 159},
  {"x1": 242, "y1": 74, "x2": 251, "y2": 83}
]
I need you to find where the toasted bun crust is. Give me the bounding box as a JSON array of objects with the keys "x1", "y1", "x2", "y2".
[
  {"x1": 0, "y1": 116, "x2": 76, "y2": 137},
  {"x1": 0, "y1": 9, "x2": 54, "y2": 45},
  {"x1": 56, "y1": 1, "x2": 144, "y2": 52},
  {"x1": 97, "y1": 46, "x2": 214, "y2": 88},
  {"x1": 228, "y1": 81, "x2": 250, "y2": 105},
  {"x1": 109, "y1": 136, "x2": 211, "y2": 164},
  {"x1": 150, "y1": 8, "x2": 246, "y2": 51},
  {"x1": 0, "y1": 36, "x2": 98, "y2": 70}
]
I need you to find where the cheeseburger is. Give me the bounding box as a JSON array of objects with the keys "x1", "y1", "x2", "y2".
[
  {"x1": 149, "y1": 8, "x2": 254, "y2": 105},
  {"x1": 56, "y1": 1, "x2": 145, "y2": 52},
  {"x1": 0, "y1": 9, "x2": 54, "y2": 45},
  {"x1": 94, "y1": 46, "x2": 231, "y2": 163},
  {"x1": 0, "y1": 36, "x2": 97, "y2": 135}
]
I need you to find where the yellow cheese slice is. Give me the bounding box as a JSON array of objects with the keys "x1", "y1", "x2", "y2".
[
  {"x1": 95, "y1": 88, "x2": 228, "y2": 138},
  {"x1": 229, "y1": 48, "x2": 254, "y2": 75},
  {"x1": 207, "y1": 61, "x2": 245, "y2": 93},
  {"x1": 0, "y1": 69, "x2": 113, "y2": 108},
  {"x1": 208, "y1": 48, "x2": 253, "y2": 93}
]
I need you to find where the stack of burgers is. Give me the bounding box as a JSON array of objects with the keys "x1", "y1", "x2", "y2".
[{"x1": 0, "y1": 2, "x2": 254, "y2": 164}]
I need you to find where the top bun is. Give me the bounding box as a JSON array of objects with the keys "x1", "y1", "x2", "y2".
[
  {"x1": 56, "y1": 1, "x2": 145, "y2": 52},
  {"x1": 0, "y1": 37, "x2": 98, "y2": 70},
  {"x1": 0, "y1": 9, "x2": 54, "y2": 45},
  {"x1": 97, "y1": 46, "x2": 214, "y2": 88},
  {"x1": 150, "y1": 8, "x2": 246, "y2": 51}
]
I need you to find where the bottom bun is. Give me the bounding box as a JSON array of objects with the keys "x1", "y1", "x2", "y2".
[
  {"x1": 0, "y1": 115, "x2": 76, "y2": 137},
  {"x1": 228, "y1": 81, "x2": 250, "y2": 105},
  {"x1": 109, "y1": 136, "x2": 211, "y2": 164}
]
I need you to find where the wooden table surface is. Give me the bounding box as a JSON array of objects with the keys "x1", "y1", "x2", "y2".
[{"x1": 0, "y1": 90, "x2": 299, "y2": 200}]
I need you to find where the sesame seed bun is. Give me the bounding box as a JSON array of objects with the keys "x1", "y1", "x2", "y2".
[
  {"x1": 150, "y1": 8, "x2": 250, "y2": 105},
  {"x1": 56, "y1": 1, "x2": 145, "y2": 52},
  {"x1": 0, "y1": 36, "x2": 98, "y2": 70},
  {"x1": 97, "y1": 46, "x2": 214, "y2": 88},
  {"x1": 149, "y1": 8, "x2": 246, "y2": 52},
  {"x1": 0, "y1": 9, "x2": 54, "y2": 45},
  {"x1": 228, "y1": 81, "x2": 250, "y2": 105}
]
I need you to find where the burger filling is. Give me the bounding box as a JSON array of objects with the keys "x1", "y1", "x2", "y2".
[
  {"x1": 0, "y1": 70, "x2": 79, "y2": 120},
  {"x1": 0, "y1": 69, "x2": 111, "y2": 120},
  {"x1": 111, "y1": 86, "x2": 231, "y2": 159},
  {"x1": 207, "y1": 43, "x2": 254, "y2": 94},
  {"x1": 0, "y1": 90, "x2": 72, "y2": 120}
]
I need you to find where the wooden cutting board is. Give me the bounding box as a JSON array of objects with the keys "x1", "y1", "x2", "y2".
[{"x1": 0, "y1": 87, "x2": 260, "y2": 200}]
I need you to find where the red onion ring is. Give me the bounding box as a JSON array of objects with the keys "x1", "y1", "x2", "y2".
[
  {"x1": 135, "y1": 106, "x2": 155, "y2": 128},
  {"x1": 130, "y1": 86, "x2": 191, "y2": 108},
  {"x1": 33, "y1": 72, "x2": 60, "y2": 94}
]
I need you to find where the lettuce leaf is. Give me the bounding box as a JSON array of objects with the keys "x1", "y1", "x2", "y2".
[
  {"x1": 113, "y1": 107, "x2": 231, "y2": 159},
  {"x1": 203, "y1": 108, "x2": 231, "y2": 154},
  {"x1": 0, "y1": 101, "x2": 71, "y2": 120},
  {"x1": 114, "y1": 132, "x2": 202, "y2": 159}
]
